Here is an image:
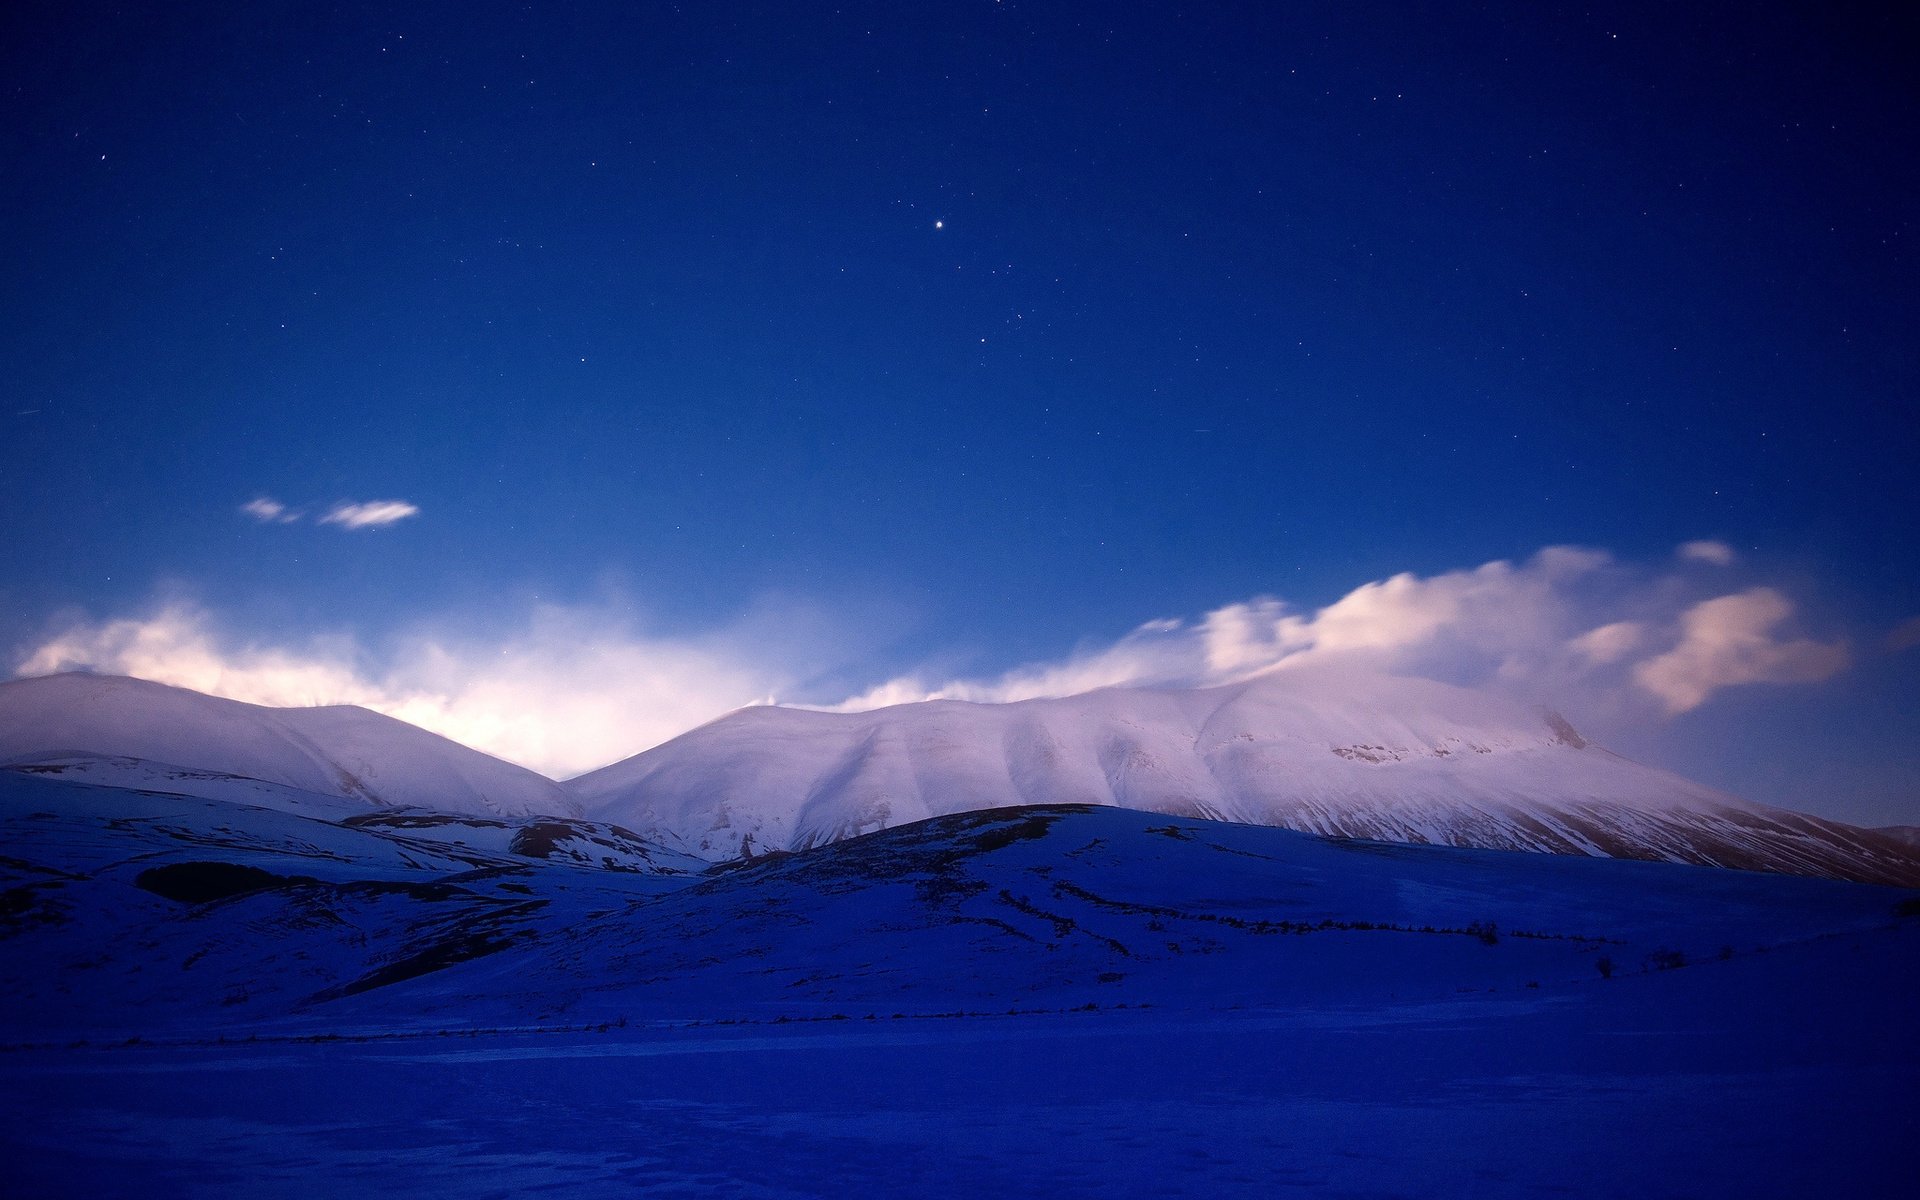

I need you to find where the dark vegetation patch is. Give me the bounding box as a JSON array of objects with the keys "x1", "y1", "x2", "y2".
[
  {"x1": 947, "y1": 914, "x2": 1039, "y2": 942},
  {"x1": 1320, "y1": 838, "x2": 1449, "y2": 860},
  {"x1": 1330, "y1": 745, "x2": 1400, "y2": 764},
  {"x1": 310, "y1": 897, "x2": 549, "y2": 1000},
  {"x1": 136, "y1": 862, "x2": 313, "y2": 904},
  {"x1": 998, "y1": 889, "x2": 1079, "y2": 938},
  {"x1": 342, "y1": 813, "x2": 510, "y2": 830},
  {"x1": 0, "y1": 886, "x2": 40, "y2": 919},
  {"x1": 970, "y1": 815, "x2": 1056, "y2": 853},
  {"x1": 1050, "y1": 879, "x2": 1612, "y2": 945},
  {"x1": 506, "y1": 819, "x2": 673, "y2": 870},
  {"x1": 324, "y1": 932, "x2": 517, "y2": 998},
  {"x1": 0, "y1": 855, "x2": 86, "y2": 880},
  {"x1": 509, "y1": 820, "x2": 579, "y2": 858},
  {"x1": 708, "y1": 850, "x2": 790, "y2": 876},
  {"x1": 707, "y1": 807, "x2": 1088, "y2": 894},
  {"x1": 934, "y1": 805, "x2": 1098, "y2": 834},
  {"x1": 0, "y1": 882, "x2": 71, "y2": 933},
  {"x1": 916, "y1": 874, "x2": 988, "y2": 906},
  {"x1": 334, "y1": 879, "x2": 473, "y2": 903}
]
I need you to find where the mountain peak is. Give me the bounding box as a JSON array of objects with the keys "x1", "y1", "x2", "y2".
[{"x1": 0, "y1": 671, "x2": 579, "y2": 817}]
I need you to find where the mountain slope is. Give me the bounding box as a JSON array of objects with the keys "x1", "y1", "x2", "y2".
[
  {"x1": 4, "y1": 779, "x2": 1911, "y2": 1037},
  {"x1": 572, "y1": 669, "x2": 1920, "y2": 885},
  {"x1": 378, "y1": 803, "x2": 1916, "y2": 1029},
  {"x1": 0, "y1": 673, "x2": 578, "y2": 817},
  {"x1": 4, "y1": 786, "x2": 1915, "y2": 1198}
]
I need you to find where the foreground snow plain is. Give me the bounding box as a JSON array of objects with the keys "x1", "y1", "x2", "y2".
[
  {"x1": 4, "y1": 927, "x2": 1914, "y2": 1199},
  {"x1": 2, "y1": 763, "x2": 1916, "y2": 1196}
]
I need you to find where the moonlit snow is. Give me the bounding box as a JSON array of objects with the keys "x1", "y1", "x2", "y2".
[{"x1": 1, "y1": 671, "x2": 1915, "y2": 1196}]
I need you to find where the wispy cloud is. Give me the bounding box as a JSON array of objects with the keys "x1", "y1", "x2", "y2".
[
  {"x1": 318, "y1": 500, "x2": 420, "y2": 529},
  {"x1": 1678, "y1": 540, "x2": 1738, "y2": 566},
  {"x1": 15, "y1": 601, "x2": 794, "y2": 778},
  {"x1": 240, "y1": 497, "x2": 300, "y2": 524},
  {"x1": 241, "y1": 495, "x2": 418, "y2": 529},
  {"x1": 828, "y1": 542, "x2": 1847, "y2": 718},
  {"x1": 11, "y1": 541, "x2": 1853, "y2": 774}
]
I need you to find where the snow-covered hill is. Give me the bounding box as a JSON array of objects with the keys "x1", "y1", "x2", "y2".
[
  {"x1": 573, "y1": 669, "x2": 1920, "y2": 886},
  {"x1": 0, "y1": 673, "x2": 578, "y2": 817},
  {"x1": 5, "y1": 771, "x2": 1915, "y2": 1197},
  {"x1": 9, "y1": 670, "x2": 1914, "y2": 886},
  {"x1": 3, "y1": 778, "x2": 1913, "y2": 1039}
]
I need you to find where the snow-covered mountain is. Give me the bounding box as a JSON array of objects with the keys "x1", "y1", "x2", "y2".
[
  {"x1": 573, "y1": 669, "x2": 1920, "y2": 886},
  {"x1": 3, "y1": 775, "x2": 1911, "y2": 1037},
  {"x1": 8, "y1": 670, "x2": 1914, "y2": 886},
  {"x1": 0, "y1": 673, "x2": 578, "y2": 818}
]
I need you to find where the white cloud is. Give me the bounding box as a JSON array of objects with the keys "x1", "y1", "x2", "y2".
[
  {"x1": 13, "y1": 545, "x2": 1854, "y2": 774},
  {"x1": 241, "y1": 497, "x2": 299, "y2": 524},
  {"x1": 319, "y1": 500, "x2": 420, "y2": 529},
  {"x1": 1678, "y1": 540, "x2": 1737, "y2": 566},
  {"x1": 831, "y1": 616, "x2": 1198, "y2": 710},
  {"x1": 829, "y1": 546, "x2": 1848, "y2": 720},
  {"x1": 1632, "y1": 589, "x2": 1849, "y2": 713},
  {"x1": 1570, "y1": 621, "x2": 1646, "y2": 666},
  {"x1": 16, "y1": 602, "x2": 792, "y2": 778}
]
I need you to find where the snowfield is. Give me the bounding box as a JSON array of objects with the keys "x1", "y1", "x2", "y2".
[
  {"x1": 576, "y1": 668, "x2": 1920, "y2": 885},
  {"x1": 11, "y1": 671, "x2": 1917, "y2": 885},
  {"x1": 0, "y1": 673, "x2": 579, "y2": 817},
  {"x1": 1, "y1": 671, "x2": 1916, "y2": 1195}
]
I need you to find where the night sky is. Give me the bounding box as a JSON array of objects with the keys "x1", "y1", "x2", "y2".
[{"x1": 4, "y1": 3, "x2": 1916, "y2": 822}]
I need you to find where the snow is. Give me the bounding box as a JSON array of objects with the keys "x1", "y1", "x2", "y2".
[
  {"x1": 3, "y1": 670, "x2": 1916, "y2": 1195},
  {"x1": 0, "y1": 673, "x2": 579, "y2": 817},
  {"x1": 4, "y1": 939, "x2": 1916, "y2": 1199},
  {"x1": 3, "y1": 770, "x2": 1909, "y2": 1035},
  {"x1": 2, "y1": 755, "x2": 380, "y2": 821},
  {"x1": 12, "y1": 670, "x2": 1915, "y2": 885},
  {"x1": 1, "y1": 758, "x2": 1916, "y2": 1196},
  {"x1": 572, "y1": 669, "x2": 1920, "y2": 884}
]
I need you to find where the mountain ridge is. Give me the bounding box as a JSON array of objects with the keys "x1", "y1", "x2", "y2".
[
  {"x1": 574, "y1": 669, "x2": 1920, "y2": 886},
  {"x1": 7, "y1": 670, "x2": 1917, "y2": 886},
  {"x1": 0, "y1": 673, "x2": 578, "y2": 818}
]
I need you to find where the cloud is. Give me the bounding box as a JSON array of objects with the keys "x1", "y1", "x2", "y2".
[
  {"x1": 1678, "y1": 540, "x2": 1737, "y2": 566},
  {"x1": 13, "y1": 542, "x2": 1853, "y2": 774},
  {"x1": 240, "y1": 497, "x2": 299, "y2": 524},
  {"x1": 319, "y1": 500, "x2": 420, "y2": 529},
  {"x1": 242, "y1": 495, "x2": 418, "y2": 528},
  {"x1": 15, "y1": 601, "x2": 793, "y2": 778},
  {"x1": 828, "y1": 546, "x2": 1848, "y2": 720},
  {"x1": 1632, "y1": 589, "x2": 1849, "y2": 713},
  {"x1": 1570, "y1": 621, "x2": 1647, "y2": 666}
]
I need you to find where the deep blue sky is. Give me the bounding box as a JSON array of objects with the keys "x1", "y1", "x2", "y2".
[{"x1": 4, "y1": 3, "x2": 1916, "y2": 818}]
